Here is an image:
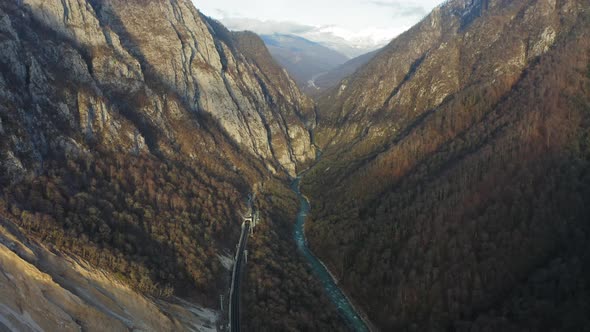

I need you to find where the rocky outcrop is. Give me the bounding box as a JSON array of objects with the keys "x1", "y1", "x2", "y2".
[
  {"x1": 93, "y1": 0, "x2": 315, "y2": 175},
  {"x1": 3, "y1": 0, "x2": 314, "y2": 180},
  {"x1": 0, "y1": 217, "x2": 217, "y2": 332},
  {"x1": 0, "y1": 1, "x2": 336, "y2": 330}
]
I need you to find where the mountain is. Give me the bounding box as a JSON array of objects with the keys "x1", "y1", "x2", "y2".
[
  {"x1": 0, "y1": 0, "x2": 345, "y2": 330},
  {"x1": 261, "y1": 34, "x2": 350, "y2": 88},
  {"x1": 305, "y1": 49, "x2": 380, "y2": 96},
  {"x1": 3, "y1": 0, "x2": 590, "y2": 331},
  {"x1": 303, "y1": 0, "x2": 590, "y2": 330},
  {"x1": 300, "y1": 32, "x2": 384, "y2": 58}
]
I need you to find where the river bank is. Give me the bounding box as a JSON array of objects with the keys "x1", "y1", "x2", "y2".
[{"x1": 291, "y1": 176, "x2": 375, "y2": 332}]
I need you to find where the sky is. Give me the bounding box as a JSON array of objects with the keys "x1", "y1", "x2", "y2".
[{"x1": 192, "y1": 0, "x2": 444, "y2": 57}]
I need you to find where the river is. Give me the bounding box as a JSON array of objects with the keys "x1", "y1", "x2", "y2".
[{"x1": 291, "y1": 177, "x2": 370, "y2": 332}]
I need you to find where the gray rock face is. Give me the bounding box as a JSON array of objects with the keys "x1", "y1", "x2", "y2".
[
  {"x1": 92, "y1": 0, "x2": 315, "y2": 175},
  {"x1": 1, "y1": 0, "x2": 314, "y2": 180},
  {"x1": 0, "y1": 1, "x2": 330, "y2": 329}
]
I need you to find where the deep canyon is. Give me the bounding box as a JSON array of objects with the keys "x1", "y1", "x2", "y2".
[{"x1": 0, "y1": 0, "x2": 589, "y2": 331}]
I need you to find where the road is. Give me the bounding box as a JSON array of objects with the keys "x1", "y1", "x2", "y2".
[{"x1": 229, "y1": 222, "x2": 250, "y2": 332}]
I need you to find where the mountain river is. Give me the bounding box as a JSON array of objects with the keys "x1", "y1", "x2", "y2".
[{"x1": 291, "y1": 176, "x2": 370, "y2": 332}]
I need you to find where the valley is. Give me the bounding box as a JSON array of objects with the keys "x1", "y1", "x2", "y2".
[{"x1": 0, "y1": 0, "x2": 589, "y2": 331}]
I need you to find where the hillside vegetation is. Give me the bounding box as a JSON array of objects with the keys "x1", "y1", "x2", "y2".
[
  {"x1": 304, "y1": 0, "x2": 590, "y2": 330},
  {"x1": 0, "y1": 0, "x2": 344, "y2": 329}
]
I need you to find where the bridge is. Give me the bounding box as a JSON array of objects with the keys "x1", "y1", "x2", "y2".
[{"x1": 228, "y1": 194, "x2": 259, "y2": 332}]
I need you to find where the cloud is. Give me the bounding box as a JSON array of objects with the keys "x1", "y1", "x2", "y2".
[
  {"x1": 220, "y1": 17, "x2": 317, "y2": 35},
  {"x1": 210, "y1": 8, "x2": 241, "y2": 18},
  {"x1": 193, "y1": 0, "x2": 442, "y2": 57},
  {"x1": 300, "y1": 27, "x2": 403, "y2": 57},
  {"x1": 216, "y1": 17, "x2": 392, "y2": 57},
  {"x1": 367, "y1": 0, "x2": 428, "y2": 18}
]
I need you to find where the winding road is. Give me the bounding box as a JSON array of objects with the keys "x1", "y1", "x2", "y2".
[
  {"x1": 229, "y1": 222, "x2": 250, "y2": 332},
  {"x1": 227, "y1": 183, "x2": 371, "y2": 332}
]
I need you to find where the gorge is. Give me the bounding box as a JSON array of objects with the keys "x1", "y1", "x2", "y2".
[{"x1": 0, "y1": 0, "x2": 589, "y2": 331}]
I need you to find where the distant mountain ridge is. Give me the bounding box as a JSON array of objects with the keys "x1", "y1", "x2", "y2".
[
  {"x1": 216, "y1": 17, "x2": 384, "y2": 58},
  {"x1": 304, "y1": 49, "x2": 380, "y2": 96},
  {"x1": 261, "y1": 33, "x2": 350, "y2": 89}
]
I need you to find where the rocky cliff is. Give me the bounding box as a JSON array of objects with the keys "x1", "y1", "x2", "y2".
[
  {"x1": 304, "y1": 0, "x2": 590, "y2": 330},
  {"x1": 2, "y1": 0, "x2": 315, "y2": 179},
  {"x1": 0, "y1": 217, "x2": 219, "y2": 332},
  {"x1": 0, "y1": 0, "x2": 343, "y2": 330}
]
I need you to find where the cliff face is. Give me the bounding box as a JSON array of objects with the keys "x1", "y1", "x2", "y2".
[
  {"x1": 3, "y1": 0, "x2": 314, "y2": 179},
  {"x1": 0, "y1": 218, "x2": 218, "y2": 332},
  {"x1": 0, "y1": 1, "x2": 344, "y2": 330},
  {"x1": 305, "y1": 0, "x2": 590, "y2": 330}
]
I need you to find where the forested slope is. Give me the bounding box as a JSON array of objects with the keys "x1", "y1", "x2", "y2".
[
  {"x1": 304, "y1": 0, "x2": 590, "y2": 330},
  {"x1": 0, "y1": 0, "x2": 343, "y2": 330}
]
